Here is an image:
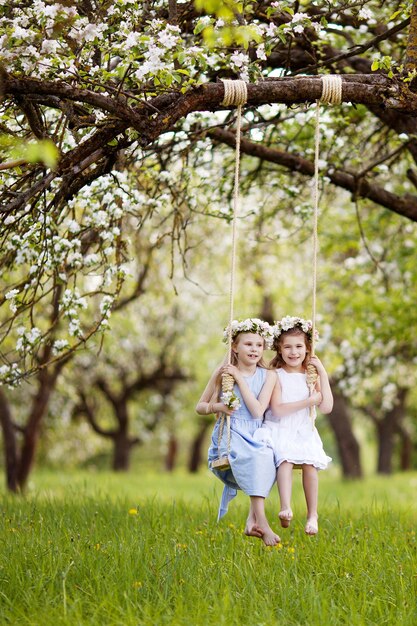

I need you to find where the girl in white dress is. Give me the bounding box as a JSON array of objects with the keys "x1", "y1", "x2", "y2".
[{"x1": 259, "y1": 316, "x2": 333, "y2": 536}]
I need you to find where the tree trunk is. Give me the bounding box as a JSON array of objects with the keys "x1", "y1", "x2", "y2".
[
  {"x1": 405, "y1": 0, "x2": 417, "y2": 71},
  {"x1": 328, "y1": 389, "x2": 363, "y2": 478},
  {"x1": 0, "y1": 389, "x2": 19, "y2": 492},
  {"x1": 188, "y1": 419, "x2": 211, "y2": 473},
  {"x1": 165, "y1": 433, "x2": 178, "y2": 472},
  {"x1": 112, "y1": 432, "x2": 132, "y2": 471},
  {"x1": 398, "y1": 429, "x2": 413, "y2": 471},
  {"x1": 112, "y1": 401, "x2": 131, "y2": 471},
  {"x1": 17, "y1": 369, "x2": 58, "y2": 490},
  {"x1": 376, "y1": 388, "x2": 407, "y2": 474}
]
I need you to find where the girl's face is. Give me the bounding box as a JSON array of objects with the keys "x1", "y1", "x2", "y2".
[
  {"x1": 232, "y1": 332, "x2": 264, "y2": 366},
  {"x1": 278, "y1": 332, "x2": 308, "y2": 371}
]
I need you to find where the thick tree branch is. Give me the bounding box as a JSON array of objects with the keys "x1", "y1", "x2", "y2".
[{"x1": 210, "y1": 127, "x2": 417, "y2": 221}]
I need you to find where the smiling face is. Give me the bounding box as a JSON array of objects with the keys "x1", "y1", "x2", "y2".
[
  {"x1": 278, "y1": 330, "x2": 309, "y2": 372},
  {"x1": 232, "y1": 332, "x2": 265, "y2": 367}
]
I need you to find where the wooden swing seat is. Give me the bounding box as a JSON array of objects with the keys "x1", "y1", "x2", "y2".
[{"x1": 211, "y1": 456, "x2": 230, "y2": 470}]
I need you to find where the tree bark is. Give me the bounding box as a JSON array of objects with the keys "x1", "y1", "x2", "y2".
[
  {"x1": 17, "y1": 368, "x2": 60, "y2": 489},
  {"x1": 328, "y1": 389, "x2": 363, "y2": 478},
  {"x1": 376, "y1": 388, "x2": 407, "y2": 474},
  {"x1": 165, "y1": 433, "x2": 178, "y2": 472},
  {"x1": 397, "y1": 425, "x2": 413, "y2": 470},
  {"x1": 188, "y1": 418, "x2": 211, "y2": 473},
  {"x1": 112, "y1": 432, "x2": 132, "y2": 471},
  {"x1": 0, "y1": 389, "x2": 19, "y2": 492},
  {"x1": 406, "y1": 0, "x2": 417, "y2": 71}
]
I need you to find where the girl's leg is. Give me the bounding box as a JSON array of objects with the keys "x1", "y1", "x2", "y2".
[
  {"x1": 244, "y1": 499, "x2": 263, "y2": 539},
  {"x1": 245, "y1": 496, "x2": 281, "y2": 546},
  {"x1": 302, "y1": 464, "x2": 319, "y2": 535},
  {"x1": 277, "y1": 461, "x2": 293, "y2": 527}
]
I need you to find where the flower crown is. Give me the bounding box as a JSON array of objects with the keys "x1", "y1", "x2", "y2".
[
  {"x1": 272, "y1": 316, "x2": 319, "y2": 345},
  {"x1": 223, "y1": 318, "x2": 274, "y2": 348}
]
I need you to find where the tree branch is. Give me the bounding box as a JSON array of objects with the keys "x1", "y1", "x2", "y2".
[{"x1": 209, "y1": 127, "x2": 417, "y2": 221}]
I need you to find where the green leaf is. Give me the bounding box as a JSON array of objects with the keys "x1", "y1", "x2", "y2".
[
  {"x1": 194, "y1": 20, "x2": 208, "y2": 35},
  {"x1": 17, "y1": 139, "x2": 59, "y2": 169}
]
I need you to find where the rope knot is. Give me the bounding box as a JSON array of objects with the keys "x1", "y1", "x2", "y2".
[
  {"x1": 320, "y1": 75, "x2": 343, "y2": 105},
  {"x1": 221, "y1": 79, "x2": 248, "y2": 107}
]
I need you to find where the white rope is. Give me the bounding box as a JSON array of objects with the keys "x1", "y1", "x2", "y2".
[
  {"x1": 221, "y1": 80, "x2": 248, "y2": 365},
  {"x1": 307, "y1": 75, "x2": 343, "y2": 425},
  {"x1": 320, "y1": 74, "x2": 343, "y2": 105},
  {"x1": 212, "y1": 81, "x2": 248, "y2": 469},
  {"x1": 310, "y1": 74, "x2": 343, "y2": 355},
  {"x1": 310, "y1": 100, "x2": 320, "y2": 359},
  {"x1": 221, "y1": 79, "x2": 248, "y2": 107}
]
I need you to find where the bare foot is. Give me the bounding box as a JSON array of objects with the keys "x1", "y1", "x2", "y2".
[
  {"x1": 244, "y1": 518, "x2": 280, "y2": 545},
  {"x1": 305, "y1": 517, "x2": 318, "y2": 535},
  {"x1": 278, "y1": 509, "x2": 293, "y2": 528},
  {"x1": 244, "y1": 522, "x2": 263, "y2": 538},
  {"x1": 244, "y1": 511, "x2": 263, "y2": 538},
  {"x1": 259, "y1": 525, "x2": 281, "y2": 547}
]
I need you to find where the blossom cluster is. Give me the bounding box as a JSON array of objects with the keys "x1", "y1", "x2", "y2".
[
  {"x1": 223, "y1": 318, "x2": 274, "y2": 347},
  {"x1": 220, "y1": 390, "x2": 241, "y2": 411},
  {"x1": 272, "y1": 316, "x2": 319, "y2": 344}
]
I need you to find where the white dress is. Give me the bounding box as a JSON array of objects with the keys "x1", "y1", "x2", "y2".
[{"x1": 256, "y1": 368, "x2": 331, "y2": 470}]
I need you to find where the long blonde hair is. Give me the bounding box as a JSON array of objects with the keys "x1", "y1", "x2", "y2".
[{"x1": 211, "y1": 332, "x2": 270, "y2": 401}]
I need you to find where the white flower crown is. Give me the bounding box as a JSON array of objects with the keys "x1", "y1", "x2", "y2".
[
  {"x1": 223, "y1": 318, "x2": 274, "y2": 348},
  {"x1": 272, "y1": 316, "x2": 319, "y2": 344}
]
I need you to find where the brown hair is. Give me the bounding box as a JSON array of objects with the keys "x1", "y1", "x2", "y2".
[{"x1": 269, "y1": 328, "x2": 311, "y2": 369}]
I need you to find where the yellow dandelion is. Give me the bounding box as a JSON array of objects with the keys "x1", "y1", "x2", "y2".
[
  {"x1": 128, "y1": 508, "x2": 138, "y2": 516},
  {"x1": 132, "y1": 581, "x2": 143, "y2": 589}
]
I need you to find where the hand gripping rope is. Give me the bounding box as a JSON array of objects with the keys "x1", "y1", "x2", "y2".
[{"x1": 211, "y1": 79, "x2": 247, "y2": 471}]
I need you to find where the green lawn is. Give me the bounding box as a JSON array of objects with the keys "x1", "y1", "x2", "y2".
[{"x1": 1, "y1": 468, "x2": 417, "y2": 625}]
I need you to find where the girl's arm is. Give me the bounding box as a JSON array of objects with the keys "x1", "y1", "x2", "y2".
[
  {"x1": 269, "y1": 375, "x2": 322, "y2": 417},
  {"x1": 309, "y1": 356, "x2": 333, "y2": 414},
  {"x1": 221, "y1": 365, "x2": 277, "y2": 418},
  {"x1": 195, "y1": 366, "x2": 233, "y2": 416}
]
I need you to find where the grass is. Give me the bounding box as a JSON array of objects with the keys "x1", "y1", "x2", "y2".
[{"x1": 1, "y1": 468, "x2": 417, "y2": 625}]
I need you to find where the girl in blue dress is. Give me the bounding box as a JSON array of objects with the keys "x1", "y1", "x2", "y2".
[{"x1": 196, "y1": 318, "x2": 280, "y2": 546}]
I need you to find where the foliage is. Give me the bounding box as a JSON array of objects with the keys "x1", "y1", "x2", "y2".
[{"x1": 1, "y1": 0, "x2": 417, "y2": 381}]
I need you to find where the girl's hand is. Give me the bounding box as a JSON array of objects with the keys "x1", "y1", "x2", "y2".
[
  {"x1": 309, "y1": 355, "x2": 326, "y2": 375},
  {"x1": 219, "y1": 403, "x2": 235, "y2": 415},
  {"x1": 221, "y1": 364, "x2": 241, "y2": 381},
  {"x1": 310, "y1": 391, "x2": 322, "y2": 406}
]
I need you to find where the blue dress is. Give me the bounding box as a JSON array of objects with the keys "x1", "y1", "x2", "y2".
[{"x1": 208, "y1": 367, "x2": 276, "y2": 519}]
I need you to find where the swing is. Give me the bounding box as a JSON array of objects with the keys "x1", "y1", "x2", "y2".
[{"x1": 211, "y1": 75, "x2": 343, "y2": 471}]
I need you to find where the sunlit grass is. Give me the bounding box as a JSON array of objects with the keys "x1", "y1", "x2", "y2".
[{"x1": 1, "y1": 469, "x2": 417, "y2": 625}]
